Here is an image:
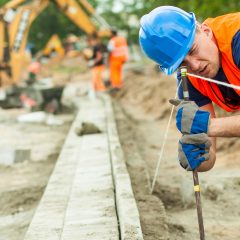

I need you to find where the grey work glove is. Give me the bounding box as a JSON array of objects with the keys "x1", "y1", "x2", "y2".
[
  {"x1": 87, "y1": 60, "x2": 95, "y2": 68},
  {"x1": 169, "y1": 99, "x2": 211, "y2": 135},
  {"x1": 179, "y1": 133, "x2": 212, "y2": 171}
]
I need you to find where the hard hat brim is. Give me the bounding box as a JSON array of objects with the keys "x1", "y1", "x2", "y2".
[{"x1": 160, "y1": 13, "x2": 196, "y2": 75}]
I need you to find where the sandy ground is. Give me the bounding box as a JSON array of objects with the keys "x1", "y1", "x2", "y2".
[
  {"x1": 0, "y1": 108, "x2": 73, "y2": 240},
  {"x1": 0, "y1": 55, "x2": 78, "y2": 240},
  {"x1": 1, "y1": 56, "x2": 240, "y2": 240},
  {"x1": 113, "y1": 64, "x2": 240, "y2": 239},
  {"x1": 0, "y1": 56, "x2": 92, "y2": 240}
]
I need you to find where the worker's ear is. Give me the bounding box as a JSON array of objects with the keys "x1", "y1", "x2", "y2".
[{"x1": 201, "y1": 23, "x2": 213, "y2": 39}]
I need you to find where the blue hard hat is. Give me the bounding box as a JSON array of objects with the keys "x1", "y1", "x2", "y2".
[{"x1": 139, "y1": 6, "x2": 196, "y2": 75}]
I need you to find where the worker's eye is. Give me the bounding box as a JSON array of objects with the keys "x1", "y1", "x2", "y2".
[
  {"x1": 189, "y1": 45, "x2": 198, "y2": 56},
  {"x1": 189, "y1": 48, "x2": 194, "y2": 56}
]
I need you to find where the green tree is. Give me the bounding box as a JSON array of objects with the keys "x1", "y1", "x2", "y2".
[
  {"x1": 1, "y1": 0, "x2": 239, "y2": 48},
  {"x1": 93, "y1": 0, "x2": 239, "y2": 42},
  {"x1": 29, "y1": 2, "x2": 84, "y2": 52},
  {"x1": 0, "y1": 0, "x2": 10, "y2": 6}
]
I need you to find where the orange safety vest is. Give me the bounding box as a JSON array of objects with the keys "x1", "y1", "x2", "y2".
[
  {"x1": 188, "y1": 13, "x2": 240, "y2": 112},
  {"x1": 109, "y1": 36, "x2": 128, "y2": 62}
]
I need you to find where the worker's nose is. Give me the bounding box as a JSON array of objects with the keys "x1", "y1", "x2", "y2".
[{"x1": 188, "y1": 58, "x2": 201, "y2": 72}]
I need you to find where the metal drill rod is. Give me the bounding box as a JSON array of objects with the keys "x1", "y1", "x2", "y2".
[{"x1": 180, "y1": 67, "x2": 205, "y2": 240}]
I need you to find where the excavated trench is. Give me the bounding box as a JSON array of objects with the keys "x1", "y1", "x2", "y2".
[
  {"x1": 113, "y1": 101, "x2": 169, "y2": 240},
  {"x1": 112, "y1": 64, "x2": 240, "y2": 240}
]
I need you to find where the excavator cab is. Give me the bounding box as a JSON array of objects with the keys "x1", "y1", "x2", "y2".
[{"x1": 41, "y1": 34, "x2": 65, "y2": 59}]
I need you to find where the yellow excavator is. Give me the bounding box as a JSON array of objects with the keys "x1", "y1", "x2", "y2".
[
  {"x1": 0, "y1": 0, "x2": 110, "y2": 87},
  {"x1": 40, "y1": 34, "x2": 79, "y2": 61},
  {"x1": 40, "y1": 34, "x2": 65, "y2": 59}
]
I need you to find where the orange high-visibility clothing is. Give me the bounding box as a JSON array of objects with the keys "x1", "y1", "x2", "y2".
[
  {"x1": 109, "y1": 60, "x2": 124, "y2": 88},
  {"x1": 92, "y1": 65, "x2": 106, "y2": 92},
  {"x1": 109, "y1": 36, "x2": 128, "y2": 88},
  {"x1": 109, "y1": 36, "x2": 128, "y2": 62},
  {"x1": 188, "y1": 13, "x2": 240, "y2": 112}
]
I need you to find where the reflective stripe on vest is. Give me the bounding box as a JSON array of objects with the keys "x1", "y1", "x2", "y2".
[
  {"x1": 188, "y1": 13, "x2": 240, "y2": 112},
  {"x1": 110, "y1": 36, "x2": 128, "y2": 60}
]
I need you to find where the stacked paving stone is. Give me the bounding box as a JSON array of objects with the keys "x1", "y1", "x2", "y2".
[{"x1": 24, "y1": 95, "x2": 143, "y2": 240}]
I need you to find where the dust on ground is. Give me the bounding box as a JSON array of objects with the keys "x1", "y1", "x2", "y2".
[
  {"x1": 0, "y1": 108, "x2": 73, "y2": 240},
  {"x1": 113, "y1": 63, "x2": 240, "y2": 240},
  {"x1": 1, "y1": 55, "x2": 240, "y2": 240},
  {"x1": 0, "y1": 54, "x2": 93, "y2": 240},
  {"x1": 0, "y1": 56, "x2": 79, "y2": 240}
]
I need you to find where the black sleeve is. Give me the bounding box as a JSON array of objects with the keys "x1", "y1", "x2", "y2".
[
  {"x1": 232, "y1": 30, "x2": 240, "y2": 68},
  {"x1": 92, "y1": 45, "x2": 104, "y2": 66}
]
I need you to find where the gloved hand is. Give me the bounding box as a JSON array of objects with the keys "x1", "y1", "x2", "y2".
[
  {"x1": 87, "y1": 60, "x2": 95, "y2": 68},
  {"x1": 169, "y1": 99, "x2": 210, "y2": 134},
  {"x1": 178, "y1": 133, "x2": 211, "y2": 171}
]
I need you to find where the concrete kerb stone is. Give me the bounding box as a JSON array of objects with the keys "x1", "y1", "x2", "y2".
[
  {"x1": 60, "y1": 97, "x2": 119, "y2": 240},
  {"x1": 24, "y1": 95, "x2": 143, "y2": 240},
  {"x1": 24, "y1": 106, "x2": 85, "y2": 240},
  {"x1": 104, "y1": 95, "x2": 144, "y2": 240}
]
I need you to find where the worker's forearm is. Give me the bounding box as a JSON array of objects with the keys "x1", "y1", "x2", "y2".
[{"x1": 208, "y1": 115, "x2": 240, "y2": 137}]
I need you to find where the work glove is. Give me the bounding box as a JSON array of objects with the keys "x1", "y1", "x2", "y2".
[
  {"x1": 87, "y1": 60, "x2": 95, "y2": 68},
  {"x1": 179, "y1": 133, "x2": 211, "y2": 171},
  {"x1": 169, "y1": 99, "x2": 210, "y2": 134}
]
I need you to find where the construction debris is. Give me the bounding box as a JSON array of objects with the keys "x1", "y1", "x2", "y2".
[{"x1": 75, "y1": 122, "x2": 102, "y2": 136}]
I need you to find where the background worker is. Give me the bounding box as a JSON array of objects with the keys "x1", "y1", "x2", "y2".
[
  {"x1": 88, "y1": 33, "x2": 107, "y2": 92},
  {"x1": 27, "y1": 58, "x2": 41, "y2": 85},
  {"x1": 107, "y1": 28, "x2": 129, "y2": 91},
  {"x1": 139, "y1": 6, "x2": 240, "y2": 172}
]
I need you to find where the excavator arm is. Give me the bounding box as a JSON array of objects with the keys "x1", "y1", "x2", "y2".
[
  {"x1": 54, "y1": 0, "x2": 96, "y2": 34},
  {"x1": 0, "y1": 0, "x2": 110, "y2": 86},
  {"x1": 8, "y1": 1, "x2": 50, "y2": 85}
]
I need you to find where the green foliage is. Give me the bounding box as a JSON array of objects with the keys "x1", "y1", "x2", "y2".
[
  {"x1": 1, "y1": 0, "x2": 239, "y2": 49},
  {"x1": 0, "y1": 0, "x2": 9, "y2": 7},
  {"x1": 103, "y1": 0, "x2": 240, "y2": 42},
  {"x1": 29, "y1": 2, "x2": 84, "y2": 53}
]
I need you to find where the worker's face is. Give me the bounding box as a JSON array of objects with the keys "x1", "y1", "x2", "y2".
[
  {"x1": 181, "y1": 24, "x2": 220, "y2": 78},
  {"x1": 89, "y1": 38, "x2": 99, "y2": 47}
]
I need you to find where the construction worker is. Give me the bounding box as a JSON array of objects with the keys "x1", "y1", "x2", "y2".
[
  {"x1": 139, "y1": 6, "x2": 240, "y2": 172},
  {"x1": 107, "y1": 28, "x2": 128, "y2": 90},
  {"x1": 27, "y1": 58, "x2": 41, "y2": 84},
  {"x1": 87, "y1": 33, "x2": 107, "y2": 92}
]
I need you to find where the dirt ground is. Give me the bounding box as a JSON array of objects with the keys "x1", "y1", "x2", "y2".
[
  {"x1": 0, "y1": 108, "x2": 73, "y2": 240},
  {"x1": 1, "y1": 57, "x2": 240, "y2": 240},
  {"x1": 0, "y1": 56, "x2": 97, "y2": 240},
  {"x1": 0, "y1": 56, "x2": 79, "y2": 240},
  {"x1": 113, "y1": 64, "x2": 240, "y2": 239}
]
